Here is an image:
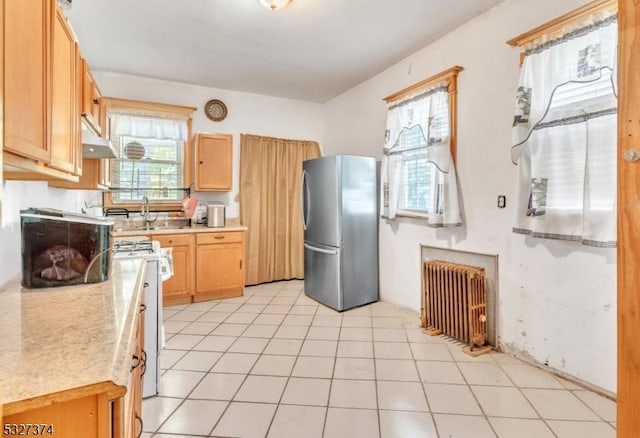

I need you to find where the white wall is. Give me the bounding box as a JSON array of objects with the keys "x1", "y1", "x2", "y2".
[
  {"x1": 324, "y1": 0, "x2": 616, "y2": 394},
  {"x1": 0, "y1": 181, "x2": 98, "y2": 286},
  {"x1": 93, "y1": 72, "x2": 325, "y2": 218}
]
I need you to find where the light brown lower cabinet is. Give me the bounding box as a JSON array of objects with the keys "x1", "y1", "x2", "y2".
[
  {"x1": 152, "y1": 233, "x2": 194, "y2": 306},
  {"x1": 195, "y1": 231, "x2": 245, "y2": 301},
  {"x1": 2, "y1": 302, "x2": 145, "y2": 438}
]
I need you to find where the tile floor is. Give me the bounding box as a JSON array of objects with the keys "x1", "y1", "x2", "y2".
[{"x1": 141, "y1": 280, "x2": 616, "y2": 438}]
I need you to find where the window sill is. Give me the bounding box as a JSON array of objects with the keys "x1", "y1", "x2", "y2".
[{"x1": 395, "y1": 211, "x2": 428, "y2": 220}]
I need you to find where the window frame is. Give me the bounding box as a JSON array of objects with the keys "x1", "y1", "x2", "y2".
[
  {"x1": 383, "y1": 65, "x2": 462, "y2": 219},
  {"x1": 101, "y1": 97, "x2": 196, "y2": 211}
]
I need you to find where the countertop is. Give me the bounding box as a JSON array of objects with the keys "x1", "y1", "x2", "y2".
[
  {"x1": 0, "y1": 258, "x2": 146, "y2": 415},
  {"x1": 112, "y1": 223, "x2": 248, "y2": 237}
]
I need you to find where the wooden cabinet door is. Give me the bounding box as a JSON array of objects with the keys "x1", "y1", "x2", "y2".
[
  {"x1": 154, "y1": 234, "x2": 194, "y2": 305},
  {"x1": 49, "y1": 5, "x2": 77, "y2": 174},
  {"x1": 4, "y1": 0, "x2": 51, "y2": 161},
  {"x1": 195, "y1": 134, "x2": 232, "y2": 191},
  {"x1": 81, "y1": 60, "x2": 101, "y2": 136},
  {"x1": 195, "y1": 242, "x2": 244, "y2": 301}
]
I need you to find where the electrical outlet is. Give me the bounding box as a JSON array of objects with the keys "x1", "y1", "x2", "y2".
[{"x1": 497, "y1": 195, "x2": 506, "y2": 208}]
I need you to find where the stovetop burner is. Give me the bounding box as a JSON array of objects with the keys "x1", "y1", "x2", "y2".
[{"x1": 113, "y1": 240, "x2": 154, "y2": 254}]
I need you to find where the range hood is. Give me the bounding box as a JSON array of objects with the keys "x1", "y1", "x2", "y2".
[{"x1": 82, "y1": 130, "x2": 118, "y2": 159}]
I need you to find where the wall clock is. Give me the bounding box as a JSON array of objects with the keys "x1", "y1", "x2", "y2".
[{"x1": 204, "y1": 99, "x2": 228, "y2": 122}]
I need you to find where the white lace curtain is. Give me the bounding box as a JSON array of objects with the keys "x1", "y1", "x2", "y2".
[
  {"x1": 110, "y1": 113, "x2": 188, "y2": 140},
  {"x1": 511, "y1": 13, "x2": 617, "y2": 247},
  {"x1": 381, "y1": 83, "x2": 462, "y2": 227}
]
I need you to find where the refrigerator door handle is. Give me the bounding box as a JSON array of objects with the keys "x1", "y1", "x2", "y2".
[
  {"x1": 304, "y1": 242, "x2": 338, "y2": 255},
  {"x1": 301, "y1": 169, "x2": 309, "y2": 230}
]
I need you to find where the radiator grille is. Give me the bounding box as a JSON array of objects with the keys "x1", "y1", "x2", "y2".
[{"x1": 422, "y1": 260, "x2": 488, "y2": 349}]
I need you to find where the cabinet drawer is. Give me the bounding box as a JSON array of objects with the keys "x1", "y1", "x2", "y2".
[
  {"x1": 154, "y1": 234, "x2": 193, "y2": 247},
  {"x1": 197, "y1": 232, "x2": 243, "y2": 245}
]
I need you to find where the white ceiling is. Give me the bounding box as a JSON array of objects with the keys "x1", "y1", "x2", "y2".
[{"x1": 65, "y1": 0, "x2": 503, "y2": 103}]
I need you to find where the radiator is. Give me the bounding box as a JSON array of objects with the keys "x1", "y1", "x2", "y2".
[{"x1": 422, "y1": 260, "x2": 488, "y2": 350}]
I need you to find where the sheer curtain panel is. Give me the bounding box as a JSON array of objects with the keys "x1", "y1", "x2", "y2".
[
  {"x1": 239, "y1": 134, "x2": 321, "y2": 285},
  {"x1": 511, "y1": 13, "x2": 617, "y2": 247}
]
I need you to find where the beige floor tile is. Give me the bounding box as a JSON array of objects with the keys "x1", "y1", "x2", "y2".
[
  {"x1": 415, "y1": 360, "x2": 465, "y2": 384},
  {"x1": 433, "y1": 414, "x2": 497, "y2": 438},
  {"x1": 189, "y1": 372, "x2": 245, "y2": 400},
  {"x1": 163, "y1": 320, "x2": 190, "y2": 334},
  {"x1": 157, "y1": 370, "x2": 204, "y2": 398},
  {"x1": 373, "y1": 328, "x2": 407, "y2": 342},
  {"x1": 267, "y1": 405, "x2": 326, "y2": 438},
  {"x1": 333, "y1": 357, "x2": 376, "y2": 380},
  {"x1": 213, "y1": 303, "x2": 242, "y2": 313},
  {"x1": 490, "y1": 352, "x2": 523, "y2": 364},
  {"x1": 458, "y1": 362, "x2": 514, "y2": 386},
  {"x1": 342, "y1": 305, "x2": 372, "y2": 316},
  {"x1": 192, "y1": 335, "x2": 236, "y2": 352},
  {"x1": 178, "y1": 321, "x2": 218, "y2": 335},
  {"x1": 158, "y1": 399, "x2": 227, "y2": 435},
  {"x1": 295, "y1": 295, "x2": 320, "y2": 305},
  {"x1": 337, "y1": 341, "x2": 374, "y2": 358},
  {"x1": 288, "y1": 305, "x2": 318, "y2": 315},
  {"x1": 227, "y1": 336, "x2": 269, "y2": 354},
  {"x1": 212, "y1": 402, "x2": 277, "y2": 438},
  {"x1": 234, "y1": 375, "x2": 288, "y2": 403},
  {"x1": 500, "y1": 363, "x2": 564, "y2": 388},
  {"x1": 196, "y1": 311, "x2": 231, "y2": 323},
  {"x1": 370, "y1": 302, "x2": 405, "y2": 317},
  {"x1": 340, "y1": 327, "x2": 373, "y2": 341},
  {"x1": 274, "y1": 325, "x2": 309, "y2": 339},
  {"x1": 488, "y1": 417, "x2": 555, "y2": 438},
  {"x1": 379, "y1": 410, "x2": 437, "y2": 438},
  {"x1": 281, "y1": 377, "x2": 331, "y2": 406},
  {"x1": 164, "y1": 334, "x2": 205, "y2": 350},
  {"x1": 250, "y1": 354, "x2": 296, "y2": 376},
  {"x1": 447, "y1": 344, "x2": 496, "y2": 362},
  {"x1": 168, "y1": 310, "x2": 205, "y2": 322},
  {"x1": 573, "y1": 390, "x2": 616, "y2": 421},
  {"x1": 372, "y1": 316, "x2": 404, "y2": 328},
  {"x1": 224, "y1": 312, "x2": 258, "y2": 324},
  {"x1": 307, "y1": 326, "x2": 341, "y2": 340},
  {"x1": 376, "y1": 359, "x2": 420, "y2": 381},
  {"x1": 521, "y1": 388, "x2": 599, "y2": 420},
  {"x1": 409, "y1": 343, "x2": 454, "y2": 361},
  {"x1": 162, "y1": 308, "x2": 179, "y2": 320},
  {"x1": 424, "y1": 383, "x2": 482, "y2": 415},
  {"x1": 292, "y1": 356, "x2": 335, "y2": 378},
  {"x1": 160, "y1": 349, "x2": 187, "y2": 370},
  {"x1": 245, "y1": 295, "x2": 273, "y2": 305},
  {"x1": 264, "y1": 338, "x2": 303, "y2": 356},
  {"x1": 471, "y1": 385, "x2": 538, "y2": 418},
  {"x1": 557, "y1": 378, "x2": 584, "y2": 390},
  {"x1": 374, "y1": 341, "x2": 412, "y2": 359},
  {"x1": 253, "y1": 313, "x2": 286, "y2": 325},
  {"x1": 172, "y1": 351, "x2": 222, "y2": 372},
  {"x1": 329, "y1": 379, "x2": 378, "y2": 409},
  {"x1": 241, "y1": 324, "x2": 279, "y2": 338},
  {"x1": 210, "y1": 352, "x2": 259, "y2": 374},
  {"x1": 263, "y1": 304, "x2": 293, "y2": 314},
  {"x1": 237, "y1": 299, "x2": 266, "y2": 313},
  {"x1": 547, "y1": 420, "x2": 616, "y2": 438},
  {"x1": 300, "y1": 339, "x2": 338, "y2": 357},
  {"x1": 271, "y1": 296, "x2": 298, "y2": 305},
  {"x1": 313, "y1": 315, "x2": 343, "y2": 327},
  {"x1": 315, "y1": 305, "x2": 341, "y2": 316},
  {"x1": 141, "y1": 396, "x2": 182, "y2": 432},
  {"x1": 342, "y1": 316, "x2": 372, "y2": 328},
  {"x1": 404, "y1": 328, "x2": 447, "y2": 344},
  {"x1": 282, "y1": 314, "x2": 314, "y2": 326},
  {"x1": 377, "y1": 381, "x2": 428, "y2": 412},
  {"x1": 324, "y1": 408, "x2": 380, "y2": 438},
  {"x1": 211, "y1": 323, "x2": 248, "y2": 336}
]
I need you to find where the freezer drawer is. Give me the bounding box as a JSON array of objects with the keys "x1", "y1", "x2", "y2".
[{"x1": 304, "y1": 242, "x2": 342, "y2": 310}]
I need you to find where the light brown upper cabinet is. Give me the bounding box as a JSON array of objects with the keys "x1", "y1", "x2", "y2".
[
  {"x1": 193, "y1": 133, "x2": 233, "y2": 191},
  {"x1": 81, "y1": 59, "x2": 102, "y2": 136},
  {"x1": 3, "y1": 0, "x2": 51, "y2": 163}
]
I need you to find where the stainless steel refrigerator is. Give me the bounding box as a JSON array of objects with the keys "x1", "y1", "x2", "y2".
[{"x1": 302, "y1": 155, "x2": 379, "y2": 311}]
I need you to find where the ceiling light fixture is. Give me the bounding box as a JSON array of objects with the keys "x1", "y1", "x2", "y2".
[{"x1": 258, "y1": 0, "x2": 292, "y2": 12}]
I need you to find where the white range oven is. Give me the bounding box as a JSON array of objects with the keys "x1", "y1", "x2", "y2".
[{"x1": 112, "y1": 238, "x2": 169, "y2": 398}]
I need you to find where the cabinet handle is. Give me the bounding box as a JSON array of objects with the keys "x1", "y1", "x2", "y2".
[
  {"x1": 140, "y1": 303, "x2": 147, "y2": 313},
  {"x1": 93, "y1": 98, "x2": 99, "y2": 105},
  {"x1": 131, "y1": 354, "x2": 141, "y2": 372},
  {"x1": 240, "y1": 259, "x2": 242, "y2": 269},
  {"x1": 199, "y1": 161, "x2": 203, "y2": 164},
  {"x1": 214, "y1": 236, "x2": 224, "y2": 240},
  {"x1": 144, "y1": 282, "x2": 149, "y2": 288},
  {"x1": 140, "y1": 350, "x2": 147, "y2": 377},
  {"x1": 168, "y1": 239, "x2": 173, "y2": 244},
  {"x1": 135, "y1": 414, "x2": 144, "y2": 438}
]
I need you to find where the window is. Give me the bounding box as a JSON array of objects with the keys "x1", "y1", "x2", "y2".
[
  {"x1": 508, "y1": 2, "x2": 617, "y2": 247},
  {"x1": 381, "y1": 66, "x2": 462, "y2": 227},
  {"x1": 102, "y1": 98, "x2": 195, "y2": 208}
]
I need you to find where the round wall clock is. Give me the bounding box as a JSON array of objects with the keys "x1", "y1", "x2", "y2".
[{"x1": 204, "y1": 99, "x2": 228, "y2": 122}]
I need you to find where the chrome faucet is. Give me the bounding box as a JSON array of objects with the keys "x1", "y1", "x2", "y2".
[{"x1": 141, "y1": 196, "x2": 157, "y2": 229}]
